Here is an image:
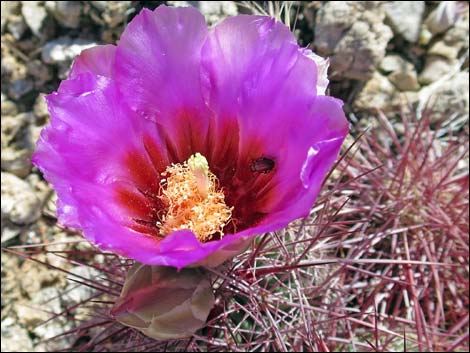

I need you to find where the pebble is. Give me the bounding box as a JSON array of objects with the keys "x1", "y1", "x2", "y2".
[
  {"x1": 428, "y1": 72, "x2": 469, "y2": 121},
  {"x1": 62, "y1": 266, "x2": 100, "y2": 305},
  {"x1": 1, "y1": 221, "x2": 22, "y2": 244},
  {"x1": 27, "y1": 60, "x2": 53, "y2": 85},
  {"x1": 441, "y1": 10, "x2": 469, "y2": 54},
  {"x1": 46, "y1": 1, "x2": 82, "y2": 29},
  {"x1": 1, "y1": 113, "x2": 33, "y2": 147},
  {"x1": 19, "y1": 255, "x2": 64, "y2": 292},
  {"x1": 0, "y1": 319, "x2": 34, "y2": 352},
  {"x1": 354, "y1": 72, "x2": 397, "y2": 112},
  {"x1": 167, "y1": 1, "x2": 238, "y2": 25},
  {"x1": 1, "y1": 253, "x2": 21, "y2": 306},
  {"x1": 1, "y1": 146, "x2": 33, "y2": 178},
  {"x1": 16, "y1": 302, "x2": 46, "y2": 328},
  {"x1": 312, "y1": 1, "x2": 361, "y2": 56},
  {"x1": 0, "y1": 2, "x2": 469, "y2": 350},
  {"x1": 314, "y1": 2, "x2": 393, "y2": 81},
  {"x1": 384, "y1": 1, "x2": 425, "y2": 42},
  {"x1": 1, "y1": 1, "x2": 21, "y2": 33},
  {"x1": 331, "y1": 19, "x2": 393, "y2": 81},
  {"x1": 21, "y1": 1, "x2": 48, "y2": 37},
  {"x1": 32, "y1": 287, "x2": 74, "y2": 350},
  {"x1": 42, "y1": 37, "x2": 98, "y2": 64},
  {"x1": 1, "y1": 172, "x2": 41, "y2": 224},
  {"x1": 90, "y1": 1, "x2": 132, "y2": 28},
  {"x1": 428, "y1": 41, "x2": 461, "y2": 60},
  {"x1": 419, "y1": 56, "x2": 458, "y2": 85},
  {"x1": 1, "y1": 99, "x2": 18, "y2": 116},
  {"x1": 1, "y1": 53, "x2": 27, "y2": 81},
  {"x1": 380, "y1": 55, "x2": 420, "y2": 91},
  {"x1": 6, "y1": 14, "x2": 27, "y2": 40},
  {"x1": 7, "y1": 78, "x2": 34, "y2": 100},
  {"x1": 380, "y1": 54, "x2": 410, "y2": 73},
  {"x1": 1, "y1": 113, "x2": 35, "y2": 178},
  {"x1": 33, "y1": 93, "x2": 49, "y2": 120},
  {"x1": 388, "y1": 71, "x2": 420, "y2": 92}
]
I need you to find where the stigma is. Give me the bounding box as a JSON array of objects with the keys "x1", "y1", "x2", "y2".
[{"x1": 157, "y1": 153, "x2": 232, "y2": 242}]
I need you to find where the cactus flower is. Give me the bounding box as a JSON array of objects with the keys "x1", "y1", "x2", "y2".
[{"x1": 33, "y1": 5, "x2": 349, "y2": 269}]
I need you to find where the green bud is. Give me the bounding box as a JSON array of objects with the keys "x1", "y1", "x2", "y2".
[{"x1": 111, "y1": 263, "x2": 215, "y2": 340}]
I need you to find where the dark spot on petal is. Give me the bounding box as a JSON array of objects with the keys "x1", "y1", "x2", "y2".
[{"x1": 250, "y1": 157, "x2": 275, "y2": 174}]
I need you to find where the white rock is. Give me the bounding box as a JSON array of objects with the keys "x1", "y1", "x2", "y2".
[
  {"x1": 389, "y1": 71, "x2": 420, "y2": 92},
  {"x1": 1, "y1": 113, "x2": 34, "y2": 147},
  {"x1": 380, "y1": 55, "x2": 420, "y2": 91},
  {"x1": 6, "y1": 14, "x2": 27, "y2": 40},
  {"x1": 1, "y1": 52, "x2": 27, "y2": 81},
  {"x1": 90, "y1": 1, "x2": 132, "y2": 28},
  {"x1": 314, "y1": 2, "x2": 393, "y2": 81},
  {"x1": 0, "y1": 322, "x2": 34, "y2": 352},
  {"x1": 1, "y1": 97, "x2": 18, "y2": 116},
  {"x1": 380, "y1": 54, "x2": 411, "y2": 73},
  {"x1": 441, "y1": 10, "x2": 469, "y2": 53},
  {"x1": 16, "y1": 302, "x2": 46, "y2": 328},
  {"x1": 198, "y1": 1, "x2": 238, "y2": 25},
  {"x1": 1, "y1": 148, "x2": 33, "y2": 178},
  {"x1": 331, "y1": 19, "x2": 393, "y2": 80},
  {"x1": 1, "y1": 113, "x2": 35, "y2": 178},
  {"x1": 1, "y1": 1, "x2": 21, "y2": 33},
  {"x1": 354, "y1": 72, "x2": 397, "y2": 112},
  {"x1": 167, "y1": 1, "x2": 238, "y2": 25},
  {"x1": 1, "y1": 172, "x2": 41, "y2": 224},
  {"x1": 428, "y1": 72, "x2": 469, "y2": 120},
  {"x1": 384, "y1": 1, "x2": 425, "y2": 42},
  {"x1": 45, "y1": 1, "x2": 82, "y2": 28},
  {"x1": 419, "y1": 56, "x2": 458, "y2": 85},
  {"x1": 62, "y1": 266, "x2": 100, "y2": 304},
  {"x1": 42, "y1": 37, "x2": 98, "y2": 64},
  {"x1": 313, "y1": 1, "x2": 362, "y2": 56},
  {"x1": 33, "y1": 93, "x2": 49, "y2": 120},
  {"x1": 1, "y1": 221, "x2": 22, "y2": 244},
  {"x1": 429, "y1": 40, "x2": 461, "y2": 60},
  {"x1": 21, "y1": 1, "x2": 47, "y2": 37},
  {"x1": 27, "y1": 287, "x2": 74, "y2": 350}
]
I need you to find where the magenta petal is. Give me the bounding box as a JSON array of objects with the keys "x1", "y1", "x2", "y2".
[
  {"x1": 201, "y1": 15, "x2": 310, "y2": 116},
  {"x1": 200, "y1": 15, "x2": 349, "y2": 241},
  {"x1": 147, "y1": 230, "x2": 214, "y2": 268},
  {"x1": 255, "y1": 96, "x2": 348, "y2": 224},
  {"x1": 69, "y1": 45, "x2": 117, "y2": 79},
  {"x1": 147, "y1": 230, "x2": 252, "y2": 269},
  {"x1": 115, "y1": 5, "x2": 208, "y2": 118},
  {"x1": 114, "y1": 6, "x2": 213, "y2": 162},
  {"x1": 32, "y1": 73, "x2": 167, "y2": 259}
]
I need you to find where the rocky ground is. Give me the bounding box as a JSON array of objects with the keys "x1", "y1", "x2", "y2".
[{"x1": 1, "y1": 1, "x2": 469, "y2": 351}]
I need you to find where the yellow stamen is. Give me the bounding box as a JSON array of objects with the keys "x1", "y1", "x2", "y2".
[{"x1": 157, "y1": 153, "x2": 232, "y2": 242}]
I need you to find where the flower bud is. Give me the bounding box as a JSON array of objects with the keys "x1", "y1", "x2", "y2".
[{"x1": 111, "y1": 263, "x2": 215, "y2": 340}]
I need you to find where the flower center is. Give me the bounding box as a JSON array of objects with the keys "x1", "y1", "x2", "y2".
[{"x1": 157, "y1": 153, "x2": 232, "y2": 242}]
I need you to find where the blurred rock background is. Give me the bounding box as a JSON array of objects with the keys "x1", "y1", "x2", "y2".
[{"x1": 1, "y1": 1, "x2": 469, "y2": 351}]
